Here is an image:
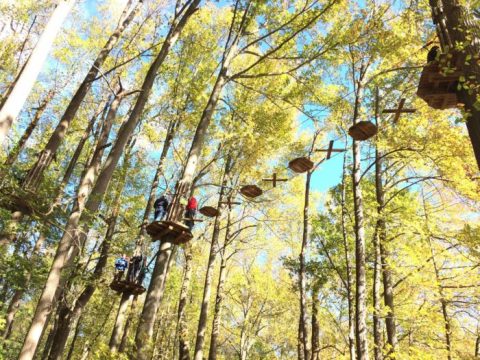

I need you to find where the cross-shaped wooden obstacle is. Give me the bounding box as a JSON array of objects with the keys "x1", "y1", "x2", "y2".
[
  {"x1": 315, "y1": 140, "x2": 346, "y2": 159},
  {"x1": 219, "y1": 198, "x2": 241, "y2": 207},
  {"x1": 262, "y1": 173, "x2": 288, "y2": 188},
  {"x1": 382, "y1": 98, "x2": 416, "y2": 123}
]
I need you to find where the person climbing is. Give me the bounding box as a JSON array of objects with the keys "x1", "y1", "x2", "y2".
[
  {"x1": 114, "y1": 254, "x2": 128, "y2": 281},
  {"x1": 153, "y1": 193, "x2": 169, "y2": 221},
  {"x1": 128, "y1": 254, "x2": 144, "y2": 283},
  {"x1": 427, "y1": 45, "x2": 439, "y2": 63},
  {"x1": 184, "y1": 196, "x2": 198, "y2": 231},
  {"x1": 137, "y1": 257, "x2": 148, "y2": 286}
]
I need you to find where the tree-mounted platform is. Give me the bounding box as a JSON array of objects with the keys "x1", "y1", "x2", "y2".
[
  {"x1": 417, "y1": 53, "x2": 462, "y2": 109},
  {"x1": 110, "y1": 279, "x2": 146, "y2": 295},
  {"x1": 146, "y1": 220, "x2": 193, "y2": 245}
]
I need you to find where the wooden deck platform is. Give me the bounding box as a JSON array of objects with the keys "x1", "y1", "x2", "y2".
[
  {"x1": 146, "y1": 220, "x2": 193, "y2": 245},
  {"x1": 110, "y1": 279, "x2": 146, "y2": 295}
]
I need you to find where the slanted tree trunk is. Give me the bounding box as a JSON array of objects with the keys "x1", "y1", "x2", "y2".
[
  {"x1": 134, "y1": 9, "x2": 231, "y2": 358},
  {"x1": 18, "y1": 88, "x2": 127, "y2": 360},
  {"x1": 193, "y1": 162, "x2": 230, "y2": 360},
  {"x1": 46, "y1": 148, "x2": 131, "y2": 360},
  {"x1": 108, "y1": 116, "x2": 179, "y2": 353},
  {"x1": 0, "y1": 0, "x2": 75, "y2": 145},
  {"x1": 4, "y1": 90, "x2": 55, "y2": 166},
  {"x1": 50, "y1": 98, "x2": 109, "y2": 210},
  {"x1": 299, "y1": 170, "x2": 312, "y2": 360},
  {"x1": 21, "y1": 0, "x2": 139, "y2": 191},
  {"x1": 351, "y1": 82, "x2": 369, "y2": 360}
]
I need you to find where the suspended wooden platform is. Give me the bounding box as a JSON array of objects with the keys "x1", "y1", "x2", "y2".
[
  {"x1": 348, "y1": 121, "x2": 378, "y2": 141},
  {"x1": 288, "y1": 157, "x2": 314, "y2": 173},
  {"x1": 146, "y1": 220, "x2": 193, "y2": 245},
  {"x1": 110, "y1": 279, "x2": 146, "y2": 295},
  {"x1": 199, "y1": 206, "x2": 220, "y2": 218},
  {"x1": 240, "y1": 185, "x2": 263, "y2": 198}
]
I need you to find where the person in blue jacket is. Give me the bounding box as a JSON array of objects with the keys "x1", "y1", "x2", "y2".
[{"x1": 114, "y1": 254, "x2": 128, "y2": 281}]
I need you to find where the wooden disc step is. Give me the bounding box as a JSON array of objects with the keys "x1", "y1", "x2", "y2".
[{"x1": 288, "y1": 157, "x2": 314, "y2": 173}]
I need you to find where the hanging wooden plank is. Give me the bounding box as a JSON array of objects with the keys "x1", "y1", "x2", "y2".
[
  {"x1": 348, "y1": 121, "x2": 378, "y2": 141},
  {"x1": 240, "y1": 185, "x2": 263, "y2": 198},
  {"x1": 199, "y1": 206, "x2": 220, "y2": 218},
  {"x1": 288, "y1": 157, "x2": 314, "y2": 173}
]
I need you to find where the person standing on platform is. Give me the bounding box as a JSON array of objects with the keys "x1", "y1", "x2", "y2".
[
  {"x1": 184, "y1": 196, "x2": 198, "y2": 231},
  {"x1": 114, "y1": 254, "x2": 128, "y2": 281}
]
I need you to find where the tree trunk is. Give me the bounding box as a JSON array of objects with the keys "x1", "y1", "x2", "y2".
[
  {"x1": 21, "y1": 0, "x2": 139, "y2": 191},
  {"x1": 1, "y1": 232, "x2": 46, "y2": 339},
  {"x1": 17, "y1": 89, "x2": 125, "y2": 360},
  {"x1": 109, "y1": 292, "x2": 133, "y2": 352},
  {"x1": 373, "y1": 93, "x2": 383, "y2": 360},
  {"x1": 207, "y1": 251, "x2": 227, "y2": 360},
  {"x1": 299, "y1": 170, "x2": 312, "y2": 360},
  {"x1": 340, "y1": 154, "x2": 356, "y2": 360},
  {"x1": 0, "y1": 0, "x2": 75, "y2": 145},
  {"x1": 178, "y1": 244, "x2": 193, "y2": 360},
  {"x1": 65, "y1": 316, "x2": 82, "y2": 360},
  {"x1": 47, "y1": 150, "x2": 130, "y2": 360},
  {"x1": 373, "y1": 229, "x2": 383, "y2": 360},
  {"x1": 207, "y1": 205, "x2": 232, "y2": 360},
  {"x1": 310, "y1": 285, "x2": 320, "y2": 360},
  {"x1": 50, "y1": 98, "x2": 109, "y2": 211},
  {"x1": 4, "y1": 90, "x2": 54, "y2": 166},
  {"x1": 352, "y1": 85, "x2": 369, "y2": 360},
  {"x1": 374, "y1": 99, "x2": 397, "y2": 356},
  {"x1": 134, "y1": 7, "x2": 229, "y2": 357},
  {"x1": 193, "y1": 166, "x2": 230, "y2": 360},
  {"x1": 422, "y1": 199, "x2": 453, "y2": 360}
]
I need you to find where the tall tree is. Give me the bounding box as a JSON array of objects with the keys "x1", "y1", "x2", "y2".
[{"x1": 0, "y1": 0, "x2": 75, "y2": 146}]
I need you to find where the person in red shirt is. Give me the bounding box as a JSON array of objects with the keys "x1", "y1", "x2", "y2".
[{"x1": 184, "y1": 196, "x2": 198, "y2": 230}]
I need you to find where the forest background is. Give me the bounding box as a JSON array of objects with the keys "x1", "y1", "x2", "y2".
[{"x1": 1, "y1": 1, "x2": 480, "y2": 360}]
